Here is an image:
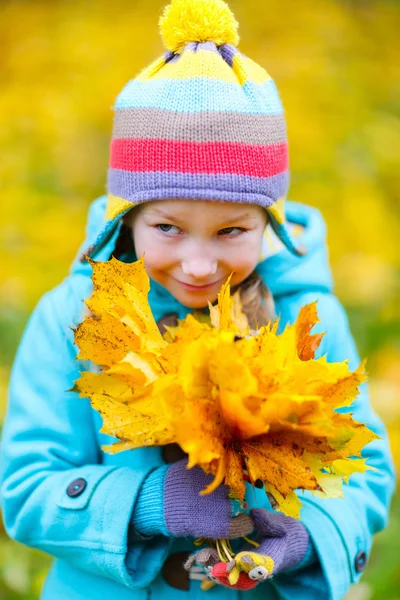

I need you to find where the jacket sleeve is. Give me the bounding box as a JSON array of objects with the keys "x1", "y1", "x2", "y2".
[
  {"x1": 0, "y1": 276, "x2": 171, "y2": 589},
  {"x1": 271, "y1": 291, "x2": 396, "y2": 600}
]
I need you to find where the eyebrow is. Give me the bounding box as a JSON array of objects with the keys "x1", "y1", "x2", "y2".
[{"x1": 146, "y1": 208, "x2": 257, "y2": 226}]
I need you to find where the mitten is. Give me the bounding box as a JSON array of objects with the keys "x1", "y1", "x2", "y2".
[
  {"x1": 132, "y1": 459, "x2": 254, "y2": 540},
  {"x1": 193, "y1": 508, "x2": 313, "y2": 590}
]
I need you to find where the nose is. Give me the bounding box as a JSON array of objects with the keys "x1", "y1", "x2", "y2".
[{"x1": 181, "y1": 254, "x2": 218, "y2": 280}]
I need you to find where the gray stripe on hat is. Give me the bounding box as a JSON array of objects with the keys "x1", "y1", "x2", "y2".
[{"x1": 112, "y1": 108, "x2": 287, "y2": 145}]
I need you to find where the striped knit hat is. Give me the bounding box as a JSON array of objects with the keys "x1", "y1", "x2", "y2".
[{"x1": 89, "y1": 0, "x2": 305, "y2": 258}]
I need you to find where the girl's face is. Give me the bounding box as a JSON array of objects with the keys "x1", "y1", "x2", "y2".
[{"x1": 128, "y1": 199, "x2": 268, "y2": 308}]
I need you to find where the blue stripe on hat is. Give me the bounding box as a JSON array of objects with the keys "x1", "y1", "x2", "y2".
[{"x1": 115, "y1": 78, "x2": 284, "y2": 115}]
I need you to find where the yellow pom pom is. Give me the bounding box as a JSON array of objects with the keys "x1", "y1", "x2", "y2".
[{"x1": 159, "y1": 0, "x2": 239, "y2": 54}]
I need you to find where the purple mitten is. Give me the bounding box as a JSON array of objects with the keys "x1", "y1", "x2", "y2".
[
  {"x1": 248, "y1": 508, "x2": 311, "y2": 574},
  {"x1": 132, "y1": 459, "x2": 254, "y2": 540},
  {"x1": 207, "y1": 508, "x2": 314, "y2": 590}
]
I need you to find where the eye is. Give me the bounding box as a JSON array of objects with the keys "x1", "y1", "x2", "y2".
[
  {"x1": 218, "y1": 227, "x2": 245, "y2": 236},
  {"x1": 155, "y1": 224, "x2": 181, "y2": 235},
  {"x1": 248, "y1": 566, "x2": 269, "y2": 580}
]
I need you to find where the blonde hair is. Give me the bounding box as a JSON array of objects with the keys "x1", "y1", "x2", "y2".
[{"x1": 233, "y1": 270, "x2": 275, "y2": 330}]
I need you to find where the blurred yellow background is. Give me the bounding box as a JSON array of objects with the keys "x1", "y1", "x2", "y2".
[{"x1": 0, "y1": 0, "x2": 399, "y2": 598}]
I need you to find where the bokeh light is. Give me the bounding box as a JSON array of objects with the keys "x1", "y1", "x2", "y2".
[{"x1": 1, "y1": 1, "x2": 399, "y2": 597}]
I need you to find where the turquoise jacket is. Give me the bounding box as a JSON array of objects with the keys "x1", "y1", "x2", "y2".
[{"x1": 0, "y1": 197, "x2": 395, "y2": 600}]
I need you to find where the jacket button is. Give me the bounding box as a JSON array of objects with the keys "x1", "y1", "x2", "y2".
[
  {"x1": 355, "y1": 551, "x2": 367, "y2": 573},
  {"x1": 66, "y1": 478, "x2": 87, "y2": 498}
]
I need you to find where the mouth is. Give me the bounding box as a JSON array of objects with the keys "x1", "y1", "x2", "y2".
[{"x1": 177, "y1": 279, "x2": 221, "y2": 291}]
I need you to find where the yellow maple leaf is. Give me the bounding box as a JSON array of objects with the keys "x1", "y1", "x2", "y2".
[
  {"x1": 74, "y1": 257, "x2": 379, "y2": 518},
  {"x1": 208, "y1": 274, "x2": 249, "y2": 336}
]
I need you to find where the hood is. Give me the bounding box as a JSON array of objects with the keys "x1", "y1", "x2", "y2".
[{"x1": 70, "y1": 195, "x2": 333, "y2": 322}]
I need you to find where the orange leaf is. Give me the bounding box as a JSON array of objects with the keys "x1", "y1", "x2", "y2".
[
  {"x1": 242, "y1": 436, "x2": 319, "y2": 497},
  {"x1": 296, "y1": 301, "x2": 325, "y2": 360},
  {"x1": 225, "y1": 448, "x2": 246, "y2": 502}
]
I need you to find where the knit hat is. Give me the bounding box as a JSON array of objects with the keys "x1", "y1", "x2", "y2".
[{"x1": 88, "y1": 0, "x2": 305, "y2": 259}]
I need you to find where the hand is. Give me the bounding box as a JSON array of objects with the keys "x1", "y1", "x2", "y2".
[
  {"x1": 188, "y1": 509, "x2": 310, "y2": 590},
  {"x1": 163, "y1": 459, "x2": 254, "y2": 540}
]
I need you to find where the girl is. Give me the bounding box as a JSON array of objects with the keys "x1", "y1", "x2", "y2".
[{"x1": 0, "y1": 0, "x2": 395, "y2": 598}]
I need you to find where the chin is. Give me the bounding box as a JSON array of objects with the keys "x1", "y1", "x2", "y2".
[
  {"x1": 178, "y1": 293, "x2": 216, "y2": 309},
  {"x1": 170, "y1": 288, "x2": 217, "y2": 309}
]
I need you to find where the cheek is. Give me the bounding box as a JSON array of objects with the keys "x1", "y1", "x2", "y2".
[
  {"x1": 226, "y1": 238, "x2": 262, "y2": 270},
  {"x1": 132, "y1": 229, "x2": 175, "y2": 271}
]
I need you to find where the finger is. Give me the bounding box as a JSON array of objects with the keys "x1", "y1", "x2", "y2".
[
  {"x1": 227, "y1": 513, "x2": 255, "y2": 538},
  {"x1": 250, "y1": 508, "x2": 287, "y2": 537}
]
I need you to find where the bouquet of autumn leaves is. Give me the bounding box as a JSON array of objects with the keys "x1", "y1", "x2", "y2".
[{"x1": 74, "y1": 256, "x2": 378, "y2": 521}]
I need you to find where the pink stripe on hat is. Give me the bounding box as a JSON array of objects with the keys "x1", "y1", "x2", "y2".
[{"x1": 110, "y1": 138, "x2": 288, "y2": 178}]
